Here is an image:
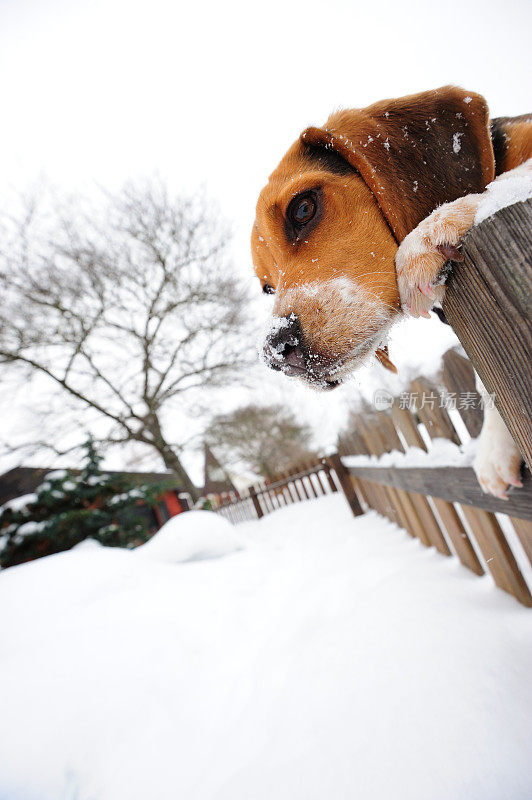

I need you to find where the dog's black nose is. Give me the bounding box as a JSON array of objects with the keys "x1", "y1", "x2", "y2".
[{"x1": 264, "y1": 313, "x2": 306, "y2": 375}]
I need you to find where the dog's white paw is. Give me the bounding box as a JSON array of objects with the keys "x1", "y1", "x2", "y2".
[
  {"x1": 473, "y1": 414, "x2": 523, "y2": 500},
  {"x1": 395, "y1": 194, "x2": 481, "y2": 318}
]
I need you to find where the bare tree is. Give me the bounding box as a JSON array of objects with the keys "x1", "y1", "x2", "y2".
[
  {"x1": 204, "y1": 403, "x2": 315, "y2": 479},
  {"x1": 0, "y1": 182, "x2": 253, "y2": 499}
]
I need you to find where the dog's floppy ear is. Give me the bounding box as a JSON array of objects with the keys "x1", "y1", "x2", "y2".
[
  {"x1": 375, "y1": 346, "x2": 397, "y2": 373},
  {"x1": 302, "y1": 86, "x2": 494, "y2": 242}
]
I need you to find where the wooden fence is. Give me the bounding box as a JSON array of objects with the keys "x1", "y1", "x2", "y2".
[
  {"x1": 214, "y1": 346, "x2": 532, "y2": 606},
  {"x1": 214, "y1": 203, "x2": 532, "y2": 607},
  {"x1": 213, "y1": 460, "x2": 343, "y2": 523},
  {"x1": 443, "y1": 199, "x2": 532, "y2": 469}
]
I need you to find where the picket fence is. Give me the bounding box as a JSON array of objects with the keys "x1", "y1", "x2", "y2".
[
  {"x1": 213, "y1": 202, "x2": 532, "y2": 607},
  {"x1": 213, "y1": 346, "x2": 532, "y2": 607}
]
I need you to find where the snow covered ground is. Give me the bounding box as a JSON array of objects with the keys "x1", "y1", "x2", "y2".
[{"x1": 1, "y1": 496, "x2": 531, "y2": 800}]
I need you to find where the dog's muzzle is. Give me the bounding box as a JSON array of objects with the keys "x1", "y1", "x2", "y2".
[{"x1": 262, "y1": 313, "x2": 341, "y2": 390}]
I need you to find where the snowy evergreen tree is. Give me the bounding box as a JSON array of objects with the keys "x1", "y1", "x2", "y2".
[{"x1": 0, "y1": 439, "x2": 174, "y2": 569}]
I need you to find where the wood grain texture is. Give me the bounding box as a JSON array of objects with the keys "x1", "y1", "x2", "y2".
[
  {"x1": 410, "y1": 377, "x2": 461, "y2": 444},
  {"x1": 373, "y1": 409, "x2": 421, "y2": 535},
  {"x1": 443, "y1": 199, "x2": 532, "y2": 468},
  {"x1": 391, "y1": 403, "x2": 427, "y2": 451},
  {"x1": 441, "y1": 349, "x2": 483, "y2": 438},
  {"x1": 346, "y1": 465, "x2": 532, "y2": 521},
  {"x1": 394, "y1": 489, "x2": 419, "y2": 538},
  {"x1": 461, "y1": 505, "x2": 532, "y2": 606},
  {"x1": 510, "y1": 516, "x2": 532, "y2": 566},
  {"x1": 396, "y1": 489, "x2": 431, "y2": 545},
  {"x1": 327, "y1": 453, "x2": 364, "y2": 517},
  {"x1": 410, "y1": 492, "x2": 451, "y2": 555},
  {"x1": 431, "y1": 497, "x2": 484, "y2": 575}
]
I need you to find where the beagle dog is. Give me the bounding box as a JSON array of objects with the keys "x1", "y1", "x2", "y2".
[{"x1": 252, "y1": 86, "x2": 532, "y2": 499}]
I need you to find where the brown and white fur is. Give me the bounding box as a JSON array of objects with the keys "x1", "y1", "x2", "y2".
[{"x1": 252, "y1": 87, "x2": 532, "y2": 498}]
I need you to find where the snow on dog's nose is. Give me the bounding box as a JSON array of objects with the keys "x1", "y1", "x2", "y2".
[
  {"x1": 261, "y1": 278, "x2": 395, "y2": 389},
  {"x1": 262, "y1": 313, "x2": 306, "y2": 377}
]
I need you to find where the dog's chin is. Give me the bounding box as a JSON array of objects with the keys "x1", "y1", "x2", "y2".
[
  {"x1": 296, "y1": 332, "x2": 386, "y2": 392},
  {"x1": 306, "y1": 376, "x2": 343, "y2": 392}
]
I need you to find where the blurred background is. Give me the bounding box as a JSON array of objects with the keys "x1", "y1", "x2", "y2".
[{"x1": 0, "y1": 0, "x2": 530, "y2": 498}]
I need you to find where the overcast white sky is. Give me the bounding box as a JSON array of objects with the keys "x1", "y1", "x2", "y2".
[
  {"x1": 1, "y1": 0, "x2": 530, "y2": 478},
  {"x1": 2, "y1": 0, "x2": 531, "y2": 268}
]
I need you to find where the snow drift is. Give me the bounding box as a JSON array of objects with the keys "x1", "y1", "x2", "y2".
[
  {"x1": 135, "y1": 509, "x2": 243, "y2": 563},
  {"x1": 0, "y1": 495, "x2": 531, "y2": 800}
]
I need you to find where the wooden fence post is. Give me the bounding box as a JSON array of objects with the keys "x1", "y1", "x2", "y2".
[
  {"x1": 248, "y1": 485, "x2": 263, "y2": 519},
  {"x1": 322, "y1": 458, "x2": 338, "y2": 493},
  {"x1": 327, "y1": 453, "x2": 364, "y2": 517},
  {"x1": 443, "y1": 199, "x2": 532, "y2": 469}
]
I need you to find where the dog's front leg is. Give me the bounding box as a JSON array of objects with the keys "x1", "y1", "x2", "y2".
[
  {"x1": 473, "y1": 375, "x2": 523, "y2": 500},
  {"x1": 394, "y1": 194, "x2": 481, "y2": 318},
  {"x1": 395, "y1": 159, "x2": 532, "y2": 317}
]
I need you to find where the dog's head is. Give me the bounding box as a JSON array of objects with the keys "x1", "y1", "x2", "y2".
[{"x1": 252, "y1": 86, "x2": 494, "y2": 389}]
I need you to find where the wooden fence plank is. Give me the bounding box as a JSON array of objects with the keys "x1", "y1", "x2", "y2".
[
  {"x1": 443, "y1": 199, "x2": 532, "y2": 470},
  {"x1": 377, "y1": 413, "x2": 405, "y2": 453},
  {"x1": 248, "y1": 486, "x2": 263, "y2": 519},
  {"x1": 290, "y1": 476, "x2": 303, "y2": 502},
  {"x1": 410, "y1": 377, "x2": 461, "y2": 444},
  {"x1": 280, "y1": 471, "x2": 294, "y2": 504},
  {"x1": 441, "y1": 349, "x2": 483, "y2": 438},
  {"x1": 327, "y1": 453, "x2": 364, "y2": 517},
  {"x1": 461, "y1": 505, "x2": 532, "y2": 606},
  {"x1": 305, "y1": 469, "x2": 319, "y2": 498},
  {"x1": 396, "y1": 489, "x2": 431, "y2": 545},
  {"x1": 361, "y1": 412, "x2": 430, "y2": 539},
  {"x1": 364, "y1": 408, "x2": 451, "y2": 550},
  {"x1": 391, "y1": 402, "x2": 427, "y2": 451},
  {"x1": 431, "y1": 497, "x2": 484, "y2": 575},
  {"x1": 312, "y1": 465, "x2": 328, "y2": 496},
  {"x1": 283, "y1": 472, "x2": 298, "y2": 503},
  {"x1": 351, "y1": 475, "x2": 370, "y2": 511},
  {"x1": 510, "y1": 517, "x2": 532, "y2": 566},
  {"x1": 297, "y1": 471, "x2": 311, "y2": 500},
  {"x1": 409, "y1": 493, "x2": 451, "y2": 555},
  {"x1": 391, "y1": 489, "x2": 417, "y2": 538},
  {"x1": 371, "y1": 409, "x2": 412, "y2": 532},
  {"x1": 322, "y1": 461, "x2": 338, "y2": 493}
]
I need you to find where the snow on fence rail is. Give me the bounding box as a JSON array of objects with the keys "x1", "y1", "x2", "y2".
[{"x1": 214, "y1": 202, "x2": 532, "y2": 606}]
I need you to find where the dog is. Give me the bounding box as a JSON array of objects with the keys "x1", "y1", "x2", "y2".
[{"x1": 251, "y1": 86, "x2": 532, "y2": 499}]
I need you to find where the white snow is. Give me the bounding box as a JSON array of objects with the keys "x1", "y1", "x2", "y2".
[
  {"x1": 15, "y1": 519, "x2": 47, "y2": 536},
  {"x1": 0, "y1": 496, "x2": 531, "y2": 800},
  {"x1": 475, "y1": 158, "x2": 532, "y2": 224},
  {"x1": 108, "y1": 488, "x2": 146, "y2": 506},
  {"x1": 0, "y1": 492, "x2": 38, "y2": 513},
  {"x1": 87, "y1": 475, "x2": 108, "y2": 485},
  {"x1": 136, "y1": 510, "x2": 242, "y2": 563},
  {"x1": 452, "y1": 132, "x2": 463, "y2": 154},
  {"x1": 344, "y1": 437, "x2": 476, "y2": 469}
]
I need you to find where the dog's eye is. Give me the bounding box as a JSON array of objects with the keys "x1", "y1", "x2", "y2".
[
  {"x1": 262, "y1": 283, "x2": 275, "y2": 295},
  {"x1": 288, "y1": 193, "x2": 317, "y2": 226}
]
